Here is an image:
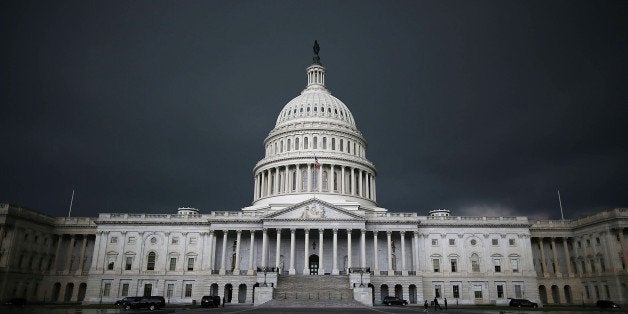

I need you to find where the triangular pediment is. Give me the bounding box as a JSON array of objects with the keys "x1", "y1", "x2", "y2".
[{"x1": 264, "y1": 198, "x2": 364, "y2": 221}]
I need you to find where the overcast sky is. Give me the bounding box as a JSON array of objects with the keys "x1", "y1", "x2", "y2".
[{"x1": 2, "y1": 1, "x2": 626, "y2": 219}]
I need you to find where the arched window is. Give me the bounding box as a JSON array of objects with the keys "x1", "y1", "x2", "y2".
[
  {"x1": 323, "y1": 137, "x2": 327, "y2": 149},
  {"x1": 304, "y1": 137, "x2": 309, "y2": 149},
  {"x1": 332, "y1": 138, "x2": 336, "y2": 150},
  {"x1": 347, "y1": 140, "x2": 351, "y2": 154},
  {"x1": 322, "y1": 171, "x2": 328, "y2": 191},
  {"x1": 295, "y1": 138, "x2": 299, "y2": 150},
  {"x1": 340, "y1": 139, "x2": 344, "y2": 152},
  {"x1": 287, "y1": 139, "x2": 291, "y2": 151},
  {"x1": 147, "y1": 252, "x2": 156, "y2": 270},
  {"x1": 301, "y1": 170, "x2": 308, "y2": 191},
  {"x1": 280, "y1": 140, "x2": 283, "y2": 153},
  {"x1": 311, "y1": 169, "x2": 318, "y2": 191},
  {"x1": 313, "y1": 136, "x2": 318, "y2": 149},
  {"x1": 471, "y1": 253, "x2": 480, "y2": 272},
  {"x1": 292, "y1": 171, "x2": 296, "y2": 191}
]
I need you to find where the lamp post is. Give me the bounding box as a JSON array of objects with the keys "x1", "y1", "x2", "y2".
[
  {"x1": 359, "y1": 268, "x2": 364, "y2": 287},
  {"x1": 263, "y1": 267, "x2": 268, "y2": 287}
]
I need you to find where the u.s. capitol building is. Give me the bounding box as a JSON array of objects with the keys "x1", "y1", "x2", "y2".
[{"x1": 0, "y1": 45, "x2": 626, "y2": 307}]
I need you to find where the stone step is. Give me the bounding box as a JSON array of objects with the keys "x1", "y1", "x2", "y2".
[
  {"x1": 262, "y1": 298, "x2": 365, "y2": 308},
  {"x1": 274, "y1": 275, "x2": 353, "y2": 302}
]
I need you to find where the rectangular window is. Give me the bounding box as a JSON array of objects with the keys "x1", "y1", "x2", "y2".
[
  {"x1": 492, "y1": 239, "x2": 498, "y2": 245},
  {"x1": 433, "y1": 259, "x2": 440, "y2": 272},
  {"x1": 577, "y1": 241, "x2": 582, "y2": 248},
  {"x1": 172, "y1": 237, "x2": 179, "y2": 244},
  {"x1": 581, "y1": 261, "x2": 586, "y2": 273},
  {"x1": 514, "y1": 285, "x2": 522, "y2": 298},
  {"x1": 449, "y1": 239, "x2": 455, "y2": 245},
  {"x1": 585, "y1": 286, "x2": 590, "y2": 299},
  {"x1": 591, "y1": 260, "x2": 596, "y2": 272},
  {"x1": 594, "y1": 285, "x2": 600, "y2": 299},
  {"x1": 167, "y1": 284, "x2": 174, "y2": 298},
  {"x1": 605, "y1": 285, "x2": 610, "y2": 299},
  {"x1": 452, "y1": 285, "x2": 460, "y2": 298},
  {"x1": 432, "y1": 239, "x2": 438, "y2": 246},
  {"x1": 473, "y1": 285, "x2": 483, "y2": 299},
  {"x1": 509, "y1": 238, "x2": 515, "y2": 246},
  {"x1": 493, "y1": 259, "x2": 501, "y2": 272},
  {"x1": 187, "y1": 258, "x2": 195, "y2": 271},
  {"x1": 596, "y1": 237, "x2": 600, "y2": 245},
  {"x1": 170, "y1": 258, "x2": 177, "y2": 271},
  {"x1": 497, "y1": 285, "x2": 504, "y2": 298},
  {"x1": 103, "y1": 283, "x2": 111, "y2": 297},
  {"x1": 472, "y1": 260, "x2": 480, "y2": 272},
  {"x1": 121, "y1": 283, "x2": 129, "y2": 297},
  {"x1": 125, "y1": 257, "x2": 133, "y2": 270},
  {"x1": 185, "y1": 283, "x2": 193, "y2": 298},
  {"x1": 511, "y1": 259, "x2": 519, "y2": 273},
  {"x1": 600, "y1": 258, "x2": 606, "y2": 271},
  {"x1": 450, "y1": 259, "x2": 457, "y2": 272},
  {"x1": 434, "y1": 285, "x2": 441, "y2": 298},
  {"x1": 189, "y1": 237, "x2": 197, "y2": 245},
  {"x1": 110, "y1": 237, "x2": 118, "y2": 244},
  {"x1": 143, "y1": 284, "x2": 152, "y2": 297},
  {"x1": 127, "y1": 236, "x2": 136, "y2": 244},
  {"x1": 586, "y1": 239, "x2": 591, "y2": 246},
  {"x1": 107, "y1": 262, "x2": 115, "y2": 270}
]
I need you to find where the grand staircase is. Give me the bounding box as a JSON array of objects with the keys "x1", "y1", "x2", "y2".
[{"x1": 265, "y1": 275, "x2": 363, "y2": 308}]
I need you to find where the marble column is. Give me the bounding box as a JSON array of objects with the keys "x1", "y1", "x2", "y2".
[
  {"x1": 289, "y1": 229, "x2": 296, "y2": 275},
  {"x1": 332, "y1": 229, "x2": 339, "y2": 275},
  {"x1": 77, "y1": 235, "x2": 88, "y2": 274},
  {"x1": 219, "y1": 230, "x2": 228, "y2": 275},
  {"x1": 538, "y1": 237, "x2": 549, "y2": 276},
  {"x1": 303, "y1": 229, "x2": 310, "y2": 275},
  {"x1": 261, "y1": 229, "x2": 268, "y2": 268},
  {"x1": 233, "y1": 230, "x2": 242, "y2": 274},
  {"x1": 350, "y1": 168, "x2": 355, "y2": 195},
  {"x1": 346, "y1": 229, "x2": 352, "y2": 271},
  {"x1": 318, "y1": 163, "x2": 323, "y2": 192},
  {"x1": 386, "y1": 231, "x2": 393, "y2": 275},
  {"x1": 400, "y1": 231, "x2": 407, "y2": 275},
  {"x1": 360, "y1": 229, "x2": 366, "y2": 268},
  {"x1": 276, "y1": 229, "x2": 282, "y2": 270},
  {"x1": 65, "y1": 235, "x2": 76, "y2": 273},
  {"x1": 330, "y1": 165, "x2": 335, "y2": 192},
  {"x1": 358, "y1": 170, "x2": 363, "y2": 197},
  {"x1": 550, "y1": 238, "x2": 560, "y2": 277},
  {"x1": 413, "y1": 231, "x2": 420, "y2": 273},
  {"x1": 618, "y1": 228, "x2": 628, "y2": 271},
  {"x1": 208, "y1": 230, "x2": 215, "y2": 271},
  {"x1": 296, "y1": 164, "x2": 301, "y2": 192},
  {"x1": 318, "y1": 229, "x2": 325, "y2": 275},
  {"x1": 247, "y1": 231, "x2": 255, "y2": 275},
  {"x1": 373, "y1": 231, "x2": 379, "y2": 275},
  {"x1": 341, "y1": 166, "x2": 345, "y2": 194},
  {"x1": 562, "y1": 237, "x2": 573, "y2": 276}
]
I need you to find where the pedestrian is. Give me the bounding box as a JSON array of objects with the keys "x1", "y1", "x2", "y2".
[
  {"x1": 424, "y1": 300, "x2": 429, "y2": 312},
  {"x1": 444, "y1": 298, "x2": 448, "y2": 310},
  {"x1": 434, "y1": 297, "x2": 442, "y2": 311}
]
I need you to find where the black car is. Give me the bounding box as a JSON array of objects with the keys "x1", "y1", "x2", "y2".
[
  {"x1": 121, "y1": 296, "x2": 165, "y2": 311},
  {"x1": 509, "y1": 298, "x2": 538, "y2": 308},
  {"x1": 382, "y1": 296, "x2": 408, "y2": 306},
  {"x1": 597, "y1": 300, "x2": 620, "y2": 309},
  {"x1": 3, "y1": 298, "x2": 27, "y2": 307},
  {"x1": 201, "y1": 295, "x2": 221, "y2": 308},
  {"x1": 115, "y1": 296, "x2": 141, "y2": 307}
]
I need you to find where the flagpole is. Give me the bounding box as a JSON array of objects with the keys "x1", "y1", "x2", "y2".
[
  {"x1": 68, "y1": 188, "x2": 75, "y2": 217},
  {"x1": 557, "y1": 188, "x2": 564, "y2": 220}
]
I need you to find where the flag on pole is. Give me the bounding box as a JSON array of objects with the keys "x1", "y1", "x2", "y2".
[{"x1": 314, "y1": 155, "x2": 320, "y2": 168}]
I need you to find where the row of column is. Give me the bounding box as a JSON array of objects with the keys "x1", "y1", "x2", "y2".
[
  {"x1": 535, "y1": 230, "x2": 628, "y2": 278},
  {"x1": 52, "y1": 234, "x2": 91, "y2": 274},
  {"x1": 258, "y1": 228, "x2": 418, "y2": 276},
  {"x1": 254, "y1": 163, "x2": 376, "y2": 201}
]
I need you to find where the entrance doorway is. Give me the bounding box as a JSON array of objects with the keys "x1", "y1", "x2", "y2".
[
  {"x1": 309, "y1": 254, "x2": 319, "y2": 274},
  {"x1": 143, "y1": 284, "x2": 152, "y2": 296}
]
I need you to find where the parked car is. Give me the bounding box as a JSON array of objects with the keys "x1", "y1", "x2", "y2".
[
  {"x1": 3, "y1": 298, "x2": 27, "y2": 307},
  {"x1": 201, "y1": 295, "x2": 221, "y2": 308},
  {"x1": 509, "y1": 298, "x2": 538, "y2": 308},
  {"x1": 115, "y1": 296, "x2": 141, "y2": 307},
  {"x1": 382, "y1": 296, "x2": 408, "y2": 306},
  {"x1": 597, "y1": 300, "x2": 621, "y2": 309},
  {"x1": 121, "y1": 296, "x2": 165, "y2": 311}
]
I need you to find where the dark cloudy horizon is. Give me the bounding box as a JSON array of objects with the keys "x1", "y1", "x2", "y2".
[{"x1": 2, "y1": 1, "x2": 626, "y2": 220}]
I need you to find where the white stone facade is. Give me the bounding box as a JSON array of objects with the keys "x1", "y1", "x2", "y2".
[{"x1": 1, "y1": 51, "x2": 626, "y2": 306}]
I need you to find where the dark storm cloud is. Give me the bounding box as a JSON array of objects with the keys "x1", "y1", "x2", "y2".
[{"x1": 1, "y1": 1, "x2": 626, "y2": 219}]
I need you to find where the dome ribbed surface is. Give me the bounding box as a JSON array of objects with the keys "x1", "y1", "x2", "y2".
[{"x1": 275, "y1": 90, "x2": 357, "y2": 129}]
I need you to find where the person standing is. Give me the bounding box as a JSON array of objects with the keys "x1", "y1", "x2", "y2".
[
  {"x1": 424, "y1": 300, "x2": 429, "y2": 312},
  {"x1": 434, "y1": 297, "x2": 442, "y2": 310},
  {"x1": 444, "y1": 298, "x2": 448, "y2": 310}
]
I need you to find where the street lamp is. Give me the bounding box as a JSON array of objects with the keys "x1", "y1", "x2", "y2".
[{"x1": 263, "y1": 267, "x2": 268, "y2": 287}]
